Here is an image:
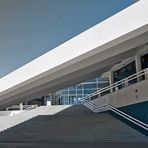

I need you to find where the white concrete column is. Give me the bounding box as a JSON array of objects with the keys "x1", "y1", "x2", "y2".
[
  {"x1": 109, "y1": 71, "x2": 114, "y2": 85},
  {"x1": 135, "y1": 55, "x2": 142, "y2": 82},
  {"x1": 135, "y1": 55, "x2": 141, "y2": 72},
  {"x1": 109, "y1": 71, "x2": 114, "y2": 93}
]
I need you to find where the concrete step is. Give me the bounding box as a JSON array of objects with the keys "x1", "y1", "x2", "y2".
[{"x1": 0, "y1": 105, "x2": 147, "y2": 143}]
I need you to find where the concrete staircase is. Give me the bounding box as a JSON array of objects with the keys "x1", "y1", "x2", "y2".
[
  {"x1": 0, "y1": 105, "x2": 71, "y2": 132},
  {"x1": 0, "y1": 105, "x2": 147, "y2": 143}
]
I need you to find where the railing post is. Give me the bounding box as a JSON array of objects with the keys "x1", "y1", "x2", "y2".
[
  {"x1": 110, "y1": 85, "x2": 113, "y2": 93},
  {"x1": 145, "y1": 68, "x2": 148, "y2": 79},
  {"x1": 137, "y1": 70, "x2": 140, "y2": 82},
  {"x1": 98, "y1": 90, "x2": 100, "y2": 98},
  {"x1": 125, "y1": 78, "x2": 128, "y2": 87},
  {"x1": 89, "y1": 96, "x2": 91, "y2": 101}
]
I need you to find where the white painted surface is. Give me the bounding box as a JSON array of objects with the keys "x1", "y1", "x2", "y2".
[
  {"x1": 0, "y1": 0, "x2": 148, "y2": 108},
  {"x1": 0, "y1": 105, "x2": 71, "y2": 132},
  {"x1": 0, "y1": 110, "x2": 23, "y2": 116}
]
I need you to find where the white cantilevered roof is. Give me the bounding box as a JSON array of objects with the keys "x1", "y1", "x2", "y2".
[{"x1": 0, "y1": 0, "x2": 148, "y2": 108}]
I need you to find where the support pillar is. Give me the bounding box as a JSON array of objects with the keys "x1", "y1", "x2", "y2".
[
  {"x1": 135, "y1": 55, "x2": 142, "y2": 81},
  {"x1": 135, "y1": 55, "x2": 141, "y2": 73},
  {"x1": 109, "y1": 71, "x2": 114, "y2": 93}
]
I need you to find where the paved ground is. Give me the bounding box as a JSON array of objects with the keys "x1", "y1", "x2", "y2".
[{"x1": 0, "y1": 142, "x2": 148, "y2": 148}]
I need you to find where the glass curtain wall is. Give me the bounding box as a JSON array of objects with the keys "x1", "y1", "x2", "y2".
[{"x1": 52, "y1": 77, "x2": 109, "y2": 105}]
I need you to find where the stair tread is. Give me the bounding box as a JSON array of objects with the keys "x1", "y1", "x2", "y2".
[{"x1": 0, "y1": 105, "x2": 147, "y2": 143}]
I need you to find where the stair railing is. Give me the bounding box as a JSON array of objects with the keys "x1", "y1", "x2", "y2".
[
  {"x1": 80, "y1": 98, "x2": 148, "y2": 131},
  {"x1": 107, "y1": 105, "x2": 148, "y2": 131},
  {"x1": 81, "y1": 68, "x2": 148, "y2": 102},
  {"x1": 80, "y1": 98, "x2": 106, "y2": 113}
]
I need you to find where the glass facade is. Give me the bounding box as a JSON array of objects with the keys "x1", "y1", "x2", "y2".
[
  {"x1": 113, "y1": 61, "x2": 136, "y2": 82},
  {"x1": 141, "y1": 53, "x2": 148, "y2": 70},
  {"x1": 49, "y1": 77, "x2": 109, "y2": 105},
  {"x1": 111, "y1": 52, "x2": 148, "y2": 90}
]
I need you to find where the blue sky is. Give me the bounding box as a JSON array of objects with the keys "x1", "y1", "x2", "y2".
[{"x1": 0, "y1": 0, "x2": 135, "y2": 78}]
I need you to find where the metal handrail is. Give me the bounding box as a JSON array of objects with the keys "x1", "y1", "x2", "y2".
[
  {"x1": 107, "y1": 105, "x2": 148, "y2": 131},
  {"x1": 81, "y1": 99, "x2": 148, "y2": 131},
  {"x1": 82, "y1": 68, "x2": 148, "y2": 100},
  {"x1": 80, "y1": 98, "x2": 98, "y2": 110}
]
